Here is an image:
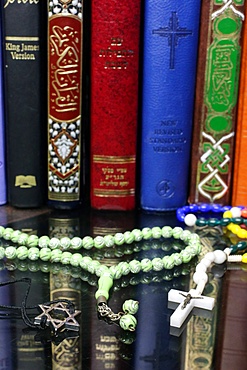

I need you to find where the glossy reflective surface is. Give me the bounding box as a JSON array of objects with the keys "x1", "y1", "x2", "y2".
[{"x1": 0, "y1": 206, "x2": 246, "y2": 370}]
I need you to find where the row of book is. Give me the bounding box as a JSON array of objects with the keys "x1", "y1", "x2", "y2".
[{"x1": 0, "y1": 0, "x2": 247, "y2": 211}]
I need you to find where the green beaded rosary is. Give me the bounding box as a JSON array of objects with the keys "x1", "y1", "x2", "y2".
[{"x1": 0, "y1": 224, "x2": 202, "y2": 332}]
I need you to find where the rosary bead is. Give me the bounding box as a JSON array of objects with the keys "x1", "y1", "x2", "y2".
[
  {"x1": 223, "y1": 210, "x2": 232, "y2": 219},
  {"x1": 103, "y1": 235, "x2": 115, "y2": 248},
  {"x1": 151, "y1": 227, "x2": 162, "y2": 239},
  {"x1": 119, "y1": 314, "x2": 137, "y2": 331},
  {"x1": 96, "y1": 265, "x2": 109, "y2": 277},
  {"x1": 109, "y1": 265, "x2": 122, "y2": 279},
  {"x1": 94, "y1": 236, "x2": 105, "y2": 249},
  {"x1": 193, "y1": 270, "x2": 208, "y2": 285},
  {"x1": 114, "y1": 233, "x2": 125, "y2": 245},
  {"x1": 242, "y1": 253, "x2": 247, "y2": 263},
  {"x1": 180, "y1": 229, "x2": 192, "y2": 242},
  {"x1": 152, "y1": 257, "x2": 163, "y2": 271},
  {"x1": 5, "y1": 246, "x2": 17, "y2": 259},
  {"x1": 118, "y1": 262, "x2": 130, "y2": 275},
  {"x1": 200, "y1": 257, "x2": 212, "y2": 268},
  {"x1": 184, "y1": 213, "x2": 197, "y2": 227},
  {"x1": 142, "y1": 227, "x2": 152, "y2": 240},
  {"x1": 180, "y1": 249, "x2": 192, "y2": 263},
  {"x1": 122, "y1": 300, "x2": 139, "y2": 315},
  {"x1": 198, "y1": 203, "x2": 211, "y2": 212},
  {"x1": 3, "y1": 228, "x2": 14, "y2": 240},
  {"x1": 131, "y1": 229, "x2": 143, "y2": 242},
  {"x1": 28, "y1": 247, "x2": 40, "y2": 261},
  {"x1": 49, "y1": 237, "x2": 60, "y2": 250},
  {"x1": 230, "y1": 207, "x2": 242, "y2": 218},
  {"x1": 87, "y1": 260, "x2": 101, "y2": 274},
  {"x1": 161, "y1": 226, "x2": 173, "y2": 238},
  {"x1": 172, "y1": 227, "x2": 183, "y2": 239},
  {"x1": 213, "y1": 250, "x2": 227, "y2": 264},
  {"x1": 50, "y1": 249, "x2": 63, "y2": 263},
  {"x1": 26, "y1": 235, "x2": 39, "y2": 248},
  {"x1": 60, "y1": 251, "x2": 72, "y2": 264},
  {"x1": 124, "y1": 231, "x2": 135, "y2": 244},
  {"x1": 38, "y1": 236, "x2": 50, "y2": 248},
  {"x1": 173, "y1": 253, "x2": 183, "y2": 266},
  {"x1": 39, "y1": 248, "x2": 52, "y2": 262},
  {"x1": 18, "y1": 233, "x2": 29, "y2": 245},
  {"x1": 60, "y1": 237, "x2": 71, "y2": 251},
  {"x1": 241, "y1": 208, "x2": 247, "y2": 218},
  {"x1": 236, "y1": 228, "x2": 247, "y2": 239},
  {"x1": 16, "y1": 246, "x2": 28, "y2": 260},
  {"x1": 162, "y1": 255, "x2": 175, "y2": 270},
  {"x1": 69, "y1": 253, "x2": 83, "y2": 267},
  {"x1": 195, "y1": 262, "x2": 207, "y2": 273},
  {"x1": 204, "y1": 252, "x2": 215, "y2": 263},
  {"x1": 196, "y1": 218, "x2": 207, "y2": 227},
  {"x1": 129, "y1": 260, "x2": 141, "y2": 274},
  {"x1": 141, "y1": 258, "x2": 153, "y2": 272},
  {"x1": 11, "y1": 230, "x2": 22, "y2": 243},
  {"x1": 82, "y1": 236, "x2": 94, "y2": 250},
  {"x1": 70, "y1": 237, "x2": 82, "y2": 250}
]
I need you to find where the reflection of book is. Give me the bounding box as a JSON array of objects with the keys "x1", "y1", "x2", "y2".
[
  {"x1": 188, "y1": 1, "x2": 246, "y2": 205},
  {"x1": 232, "y1": 21, "x2": 247, "y2": 206},
  {"x1": 0, "y1": 21, "x2": 7, "y2": 206},
  {"x1": 2, "y1": 0, "x2": 47, "y2": 207},
  {"x1": 48, "y1": 213, "x2": 83, "y2": 370},
  {"x1": 47, "y1": 1, "x2": 83, "y2": 208},
  {"x1": 139, "y1": 0, "x2": 201, "y2": 211},
  {"x1": 90, "y1": 0, "x2": 141, "y2": 210}
]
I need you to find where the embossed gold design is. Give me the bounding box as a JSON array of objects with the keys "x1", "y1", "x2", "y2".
[
  {"x1": 15, "y1": 175, "x2": 37, "y2": 188},
  {"x1": 94, "y1": 188, "x2": 135, "y2": 197}
]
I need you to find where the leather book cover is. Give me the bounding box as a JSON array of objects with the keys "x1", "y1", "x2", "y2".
[
  {"x1": 232, "y1": 20, "x2": 247, "y2": 206},
  {"x1": 0, "y1": 22, "x2": 7, "y2": 206},
  {"x1": 1, "y1": 0, "x2": 47, "y2": 208},
  {"x1": 140, "y1": 0, "x2": 202, "y2": 211},
  {"x1": 188, "y1": 1, "x2": 246, "y2": 205},
  {"x1": 47, "y1": 0, "x2": 83, "y2": 208},
  {"x1": 90, "y1": 0, "x2": 141, "y2": 210}
]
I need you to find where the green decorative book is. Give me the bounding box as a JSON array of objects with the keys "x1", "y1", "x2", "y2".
[{"x1": 188, "y1": 0, "x2": 246, "y2": 204}]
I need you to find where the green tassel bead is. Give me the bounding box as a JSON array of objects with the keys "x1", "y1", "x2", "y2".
[{"x1": 122, "y1": 299, "x2": 139, "y2": 314}]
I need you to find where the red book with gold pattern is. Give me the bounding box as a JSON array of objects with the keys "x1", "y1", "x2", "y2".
[
  {"x1": 90, "y1": 0, "x2": 141, "y2": 210},
  {"x1": 47, "y1": 0, "x2": 83, "y2": 208}
]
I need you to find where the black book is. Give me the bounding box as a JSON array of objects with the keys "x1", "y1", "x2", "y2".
[{"x1": 1, "y1": 0, "x2": 47, "y2": 207}]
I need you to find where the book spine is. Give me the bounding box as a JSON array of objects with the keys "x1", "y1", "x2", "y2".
[
  {"x1": 189, "y1": 1, "x2": 246, "y2": 205},
  {"x1": 140, "y1": 0, "x2": 202, "y2": 211},
  {"x1": 2, "y1": 0, "x2": 47, "y2": 208},
  {"x1": 0, "y1": 22, "x2": 7, "y2": 206},
  {"x1": 232, "y1": 21, "x2": 247, "y2": 206},
  {"x1": 47, "y1": 1, "x2": 83, "y2": 208},
  {"x1": 90, "y1": 0, "x2": 141, "y2": 210}
]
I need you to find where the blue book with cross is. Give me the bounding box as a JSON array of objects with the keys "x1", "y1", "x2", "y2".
[{"x1": 139, "y1": 0, "x2": 202, "y2": 211}]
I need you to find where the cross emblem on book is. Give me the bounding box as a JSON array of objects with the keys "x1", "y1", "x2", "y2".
[
  {"x1": 168, "y1": 288, "x2": 215, "y2": 328},
  {"x1": 152, "y1": 11, "x2": 192, "y2": 70}
]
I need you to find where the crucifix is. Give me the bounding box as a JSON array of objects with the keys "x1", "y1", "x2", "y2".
[
  {"x1": 152, "y1": 11, "x2": 192, "y2": 69},
  {"x1": 168, "y1": 288, "x2": 215, "y2": 328}
]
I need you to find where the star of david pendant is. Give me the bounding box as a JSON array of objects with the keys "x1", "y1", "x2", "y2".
[{"x1": 34, "y1": 302, "x2": 81, "y2": 333}]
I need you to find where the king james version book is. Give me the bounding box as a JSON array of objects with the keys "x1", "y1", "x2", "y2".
[{"x1": 1, "y1": 0, "x2": 47, "y2": 207}]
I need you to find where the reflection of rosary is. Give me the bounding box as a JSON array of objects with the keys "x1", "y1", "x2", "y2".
[
  {"x1": 0, "y1": 224, "x2": 202, "y2": 332},
  {"x1": 0, "y1": 204, "x2": 246, "y2": 333}
]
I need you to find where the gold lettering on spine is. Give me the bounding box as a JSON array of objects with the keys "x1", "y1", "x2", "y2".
[{"x1": 4, "y1": 0, "x2": 39, "y2": 8}]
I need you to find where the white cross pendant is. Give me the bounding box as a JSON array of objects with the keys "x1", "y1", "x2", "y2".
[{"x1": 168, "y1": 288, "x2": 215, "y2": 328}]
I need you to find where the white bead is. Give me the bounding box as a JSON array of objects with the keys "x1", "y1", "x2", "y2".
[
  {"x1": 204, "y1": 252, "x2": 216, "y2": 263},
  {"x1": 195, "y1": 263, "x2": 207, "y2": 273},
  {"x1": 199, "y1": 257, "x2": 212, "y2": 268},
  {"x1": 230, "y1": 207, "x2": 242, "y2": 218},
  {"x1": 184, "y1": 213, "x2": 197, "y2": 227},
  {"x1": 193, "y1": 271, "x2": 208, "y2": 285},
  {"x1": 213, "y1": 250, "x2": 227, "y2": 264},
  {"x1": 228, "y1": 255, "x2": 242, "y2": 263},
  {"x1": 223, "y1": 247, "x2": 231, "y2": 256}
]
